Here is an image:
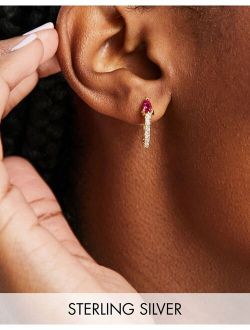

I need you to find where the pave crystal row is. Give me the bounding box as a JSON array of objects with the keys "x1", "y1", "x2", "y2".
[{"x1": 141, "y1": 98, "x2": 154, "y2": 148}]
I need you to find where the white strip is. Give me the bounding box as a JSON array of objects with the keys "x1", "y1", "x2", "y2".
[
  {"x1": 0, "y1": 326, "x2": 249, "y2": 330},
  {"x1": 0, "y1": 293, "x2": 250, "y2": 324},
  {"x1": 0, "y1": 325, "x2": 249, "y2": 330}
]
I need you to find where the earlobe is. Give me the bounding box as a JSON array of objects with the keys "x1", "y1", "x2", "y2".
[{"x1": 56, "y1": 6, "x2": 171, "y2": 125}]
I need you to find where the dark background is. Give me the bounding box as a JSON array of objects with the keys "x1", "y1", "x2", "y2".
[{"x1": 0, "y1": 6, "x2": 74, "y2": 223}]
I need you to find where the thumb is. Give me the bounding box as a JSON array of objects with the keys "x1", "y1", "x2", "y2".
[
  {"x1": 0, "y1": 157, "x2": 94, "y2": 292},
  {"x1": 4, "y1": 156, "x2": 84, "y2": 253}
]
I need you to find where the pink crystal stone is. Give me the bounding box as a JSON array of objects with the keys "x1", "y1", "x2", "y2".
[{"x1": 142, "y1": 98, "x2": 153, "y2": 114}]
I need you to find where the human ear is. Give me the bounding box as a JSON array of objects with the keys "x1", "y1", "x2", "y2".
[{"x1": 56, "y1": 6, "x2": 171, "y2": 124}]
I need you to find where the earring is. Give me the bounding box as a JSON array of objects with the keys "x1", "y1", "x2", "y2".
[{"x1": 141, "y1": 98, "x2": 154, "y2": 148}]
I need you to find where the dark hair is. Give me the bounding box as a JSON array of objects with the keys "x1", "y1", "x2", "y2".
[{"x1": 0, "y1": 6, "x2": 74, "y2": 221}]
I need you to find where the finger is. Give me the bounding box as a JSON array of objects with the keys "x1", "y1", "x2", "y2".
[
  {"x1": 31, "y1": 28, "x2": 59, "y2": 65},
  {"x1": 0, "y1": 22, "x2": 53, "y2": 54},
  {"x1": 0, "y1": 23, "x2": 58, "y2": 66},
  {"x1": 38, "y1": 55, "x2": 61, "y2": 78},
  {"x1": 4, "y1": 72, "x2": 38, "y2": 116},
  {"x1": 4, "y1": 156, "x2": 93, "y2": 261},
  {"x1": 0, "y1": 28, "x2": 59, "y2": 91},
  {"x1": 0, "y1": 76, "x2": 9, "y2": 117},
  {"x1": 4, "y1": 56, "x2": 61, "y2": 115},
  {"x1": 0, "y1": 37, "x2": 43, "y2": 91}
]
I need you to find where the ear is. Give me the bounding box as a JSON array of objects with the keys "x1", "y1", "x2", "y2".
[{"x1": 56, "y1": 6, "x2": 171, "y2": 124}]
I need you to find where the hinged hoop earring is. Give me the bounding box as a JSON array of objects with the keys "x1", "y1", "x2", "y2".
[{"x1": 141, "y1": 98, "x2": 154, "y2": 148}]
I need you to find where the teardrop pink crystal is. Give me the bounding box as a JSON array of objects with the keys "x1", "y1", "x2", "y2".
[{"x1": 142, "y1": 98, "x2": 153, "y2": 114}]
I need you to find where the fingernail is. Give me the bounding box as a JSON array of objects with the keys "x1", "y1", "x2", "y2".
[
  {"x1": 11, "y1": 34, "x2": 37, "y2": 52},
  {"x1": 23, "y1": 22, "x2": 54, "y2": 36}
]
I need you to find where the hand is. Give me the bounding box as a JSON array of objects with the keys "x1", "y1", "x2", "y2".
[{"x1": 0, "y1": 24, "x2": 135, "y2": 293}]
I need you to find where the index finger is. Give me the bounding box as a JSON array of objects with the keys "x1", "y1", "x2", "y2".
[
  {"x1": 0, "y1": 26, "x2": 59, "y2": 91},
  {"x1": 0, "y1": 23, "x2": 58, "y2": 65}
]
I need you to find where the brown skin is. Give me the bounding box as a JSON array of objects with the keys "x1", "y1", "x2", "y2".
[
  {"x1": 0, "y1": 6, "x2": 248, "y2": 293},
  {"x1": 57, "y1": 6, "x2": 250, "y2": 292}
]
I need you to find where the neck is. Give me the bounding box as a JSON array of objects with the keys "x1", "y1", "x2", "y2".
[{"x1": 69, "y1": 97, "x2": 250, "y2": 292}]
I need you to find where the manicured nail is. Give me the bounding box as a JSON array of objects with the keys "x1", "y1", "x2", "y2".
[
  {"x1": 11, "y1": 34, "x2": 37, "y2": 52},
  {"x1": 23, "y1": 22, "x2": 54, "y2": 36}
]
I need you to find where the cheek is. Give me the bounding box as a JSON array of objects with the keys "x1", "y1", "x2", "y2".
[{"x1": 164, "y1": 13, "x2": 250, "y2": 260}]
